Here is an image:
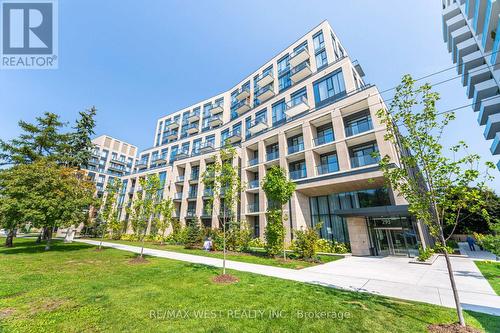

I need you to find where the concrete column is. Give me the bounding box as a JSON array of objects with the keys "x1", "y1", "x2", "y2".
[
  {"x1": 278, "y1": 132, "x2": 287, "y2": 169},
  {"x1": 335, "y1": 141, "x2": 350, "y2": 170},
  {"x1": 346, "y1": 217, "x2": 371, "y2": 256}
]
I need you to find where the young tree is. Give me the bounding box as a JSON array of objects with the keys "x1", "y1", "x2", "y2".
[
  {"x1": 0, "y1": 159, "x2": 96, "y2": 249},
  {"x1": 0, "y1": 112, "x2": 67, "y2": 165},
  {"x1": 157, "y1": 197, "x2": 175, "y2": 245},
  {"x1": 202, "y1": 144, "x2": 244, "y2": 275},
  {"x1": 127, "y1": 174, "x2": 161, "y2": 259},
  {"x1": 377, "y1": 74, "x2": 495, "y2": 327},
  {"x1": 97, "y1": 178, "x2": 123, "y2": 246},
  {"x1": 261, "y1": 166, "x2": 296, "y2": 259}
]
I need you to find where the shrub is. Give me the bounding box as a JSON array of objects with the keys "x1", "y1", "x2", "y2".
[
  {"x1": 293, "y1": 224, "x2": 321, "y2": 260},
  {"x1": 184, "y1": 219, "x2": 203, "y2": 249},
  {"x1": 417, "y1": 246, "x2": 434, "y2": 262},
  {"x1": 248, "y1": 237, "x2": 265, "y2": 248},
  {"x1": 446, "y1": 239, "x2": 458, "y2": 249},
  {"x1": 265, "y1": 209, "x2": 284, "y2": 257},
  {"x1": 331, "y1": 241, "x2": 350, "y2": 254},
  {"x1": 120, "y1": 233, "x2": 138, "y2": 241},
  {"x1": 476, "y1": 233, "x2": 500, "y2": 257},
  {"x1": 434, "y1": 242, "x2": 454, "y2": 254},
  {"x1": 315, "y1": 239, "x2": 332, "y2": 253}
]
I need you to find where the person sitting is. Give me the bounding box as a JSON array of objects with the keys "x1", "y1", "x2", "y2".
[{"x1": 203, "y1": 237, "x2": 212, "y2": 251}]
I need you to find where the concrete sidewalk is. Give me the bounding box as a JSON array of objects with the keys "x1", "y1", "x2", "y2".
[
  {"x1": 458, "y1": 242, "x2": 499, "y2": 261},
  {"x1": 75, "y1": 239, "x2": 500, "y2": 316}
]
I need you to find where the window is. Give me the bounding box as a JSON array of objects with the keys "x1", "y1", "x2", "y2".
[
  {"x1": 221, "y1": 129, "x2": 229, "y2": 145},
  {"x1": 278, "y1": 72, "x2": 291, "y2": 91},
  {"x1": 169, "y1": 146, "x2": 178, "y2": 163},
  {"x1": 313, "y1": 31, "x2": 325, "y2": 51},
  {"x1": 290, "y1": 87, "x2": 307, "y2": 106},
  {"x1": 344, "y1": 110, "x2": 373, "y2": 137},
  {"x1": 318, "y1": 152, "x2": 339, "y2": 174},
  {"x1": 233, "y1": 122, "x2": 242, "y2": 135},
  {"x1": 350, "y1": 142, "x2": 379, "y2": 167},
  {"x1": 245, "y1": 116, "x2": 252, "y2": 139},
  {"x1": 272, "y1": 100, "x2": 286, "y2": 125},
  {"x1": 287, "y1": 135, "x2": 304, "y2": 154},
  {"x1": 206, "y1": 134, "x2": 215, "y2": 145},
  {"x1": 181, "y1": 142, "x2": 190, "y2": 155},
  {"x1": 293, "y1": 41, "x2": 308, "y2": 53},
  {"x1": 156, "y1": 121, "x2": 163, "y2": 146},
  {"x1": 289, "y1": 160, "x2": 306, "y2": 180},
  {"x1": 313, "y1": 70, "x2": 346, "y2": 107},
  {"x1": 192, "y1": 139, "x2": 201, "y2": 155},
  {"x1": 255, "y1": 109, "x2": 267, "y2": 122},
  {"x1": 277, "y1": 55, "x2": 289, "y2": 74},
  {"x1": 315, "y1": 49, "x2": 328, "y2": 69}
]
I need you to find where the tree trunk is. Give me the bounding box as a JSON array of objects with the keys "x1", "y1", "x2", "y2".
[
  {"x1": 36, "y1": 228, "x2": 44, "y2": 244},
  {"x1": 45, "y1": 228, "x2": 53, "y2": 251},
  {"x1": 5, "y1": 229, "x2": 14, "y2": 247},
  {"x1": 222, "y1": 209, "x2": 226, "y2": 275},
  {"x1": 282, "y1": 207, "x2": 286, "y2": 260},
  {"x1": 439, "y1": 232, "x2": 465, "y2": 326}
]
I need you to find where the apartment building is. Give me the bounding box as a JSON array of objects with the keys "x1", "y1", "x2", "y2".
[
  {"x1": 117, "y1": 21, "x2": 430, "y2": 257},
  {"x1": 442, "y1": 0, "x2": 500, "y2": 170},
  {"x1": 85, "y1": 135, "x2": 137, "y2": 196}
]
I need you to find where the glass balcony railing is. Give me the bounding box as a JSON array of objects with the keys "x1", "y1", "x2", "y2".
[
  {"x1": 200, "y1": 141, "x2": 215, "y2": 151},
  {"x1": 190, "y1": 173, "x2": 199, "y2": 181},
  {"x1": 248, "y1": 179, "x2": 259, "y2": 189},
  {"x1": 173, "y1": 193, "x2": 183, "y2": 200},
  {"x1": 266, "y1": 151, "x2": 279, "y2": 161},
  {"x1": 187, "y1": 191, "x2": 198, "y2": 199},
  {"x1": 350, "y1": 154, "x2": 380, "y2": 168},
  {"x1": 176, "y1": 176, "x2": 185, "y2": 182},
  {"x1": 247, "y1": 157, "x2": 259, "y2": 166},
  {"x1": 247, "y1": 203, "x2": 259, "y2": 213},
  {"x1": 316, "y1": 163, "x2": 339, "y2": 175},
  {"x1": 289, "y1": 169, "x2": 307, "y2": 180},
  {"x1": 345, "y1": 120, "x2": 373, "y2": 137},
  {"x1": 186, "y1": 210, "x2": 196, "y2": 217},
  {"x1": 287, "y1": 142, "x2": 304, "y2": 154},
  {"x1": 313, "y1": 132, "x2": 335, "y2": 146},
  {"x1": 203, "y1": 188, "x2": 213, "y2": 197}
]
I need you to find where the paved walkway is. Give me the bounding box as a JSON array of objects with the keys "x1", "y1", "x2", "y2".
[
  {"x1": 458, "y1": 242, "x2": 499, "y2": 261},
  {"x1": 75, "y1": 239, "x2": 500, "y2": 316}
]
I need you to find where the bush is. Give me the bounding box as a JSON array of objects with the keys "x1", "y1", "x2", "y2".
[
  {"x1": 476, "y1": 233, "x2": 500, "y2": 257},
  {"x1": 265, "y1": 209, "x2": 284, "y2": 257},
  {"x1": 248, "y1": 237, "x2": 265, "y2": 248},
  {"x1": 120, "y1": 233, "x2": 138, "y2": 241},
  {"x1": 446, "y1": 239, "x2": 458, "y2": 249},
  {"x1": 314, "y1": 238, "x2": 350, "y2": 254},
  {"x1": 184, "y1": 219, "x2": 203, "y2": 249},
  {"x1": 434, "y1": 242, "x2": 454, "y2": 254},
  {"x1": 331, "y1": 241, "x2": 350, "y2": 254},
  {"x1": 417, "y1": 246, "x2": 434, "y2": 262},
  {"x1": 293, "y1": 224, "x2": 321, "y2": 260}
]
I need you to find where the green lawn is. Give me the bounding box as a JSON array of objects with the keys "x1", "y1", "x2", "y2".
[
  {"x1": 87, "y1": 238, "x2": 342, "y2": 270},
  {"x1": 0, "y1": 238, "x2": 498, "y2": 333},
  {"x1": 476, "y1": 261, "x2": 500, "y2": 295}
]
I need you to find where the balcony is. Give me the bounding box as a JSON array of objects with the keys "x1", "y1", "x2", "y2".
[
  {"x1": 186, "y1": 123, "x2": 199, "y2": 135},
  {"x1": 231, "y1": 99, "x2": 252, "y2": 115},
  {"x1": 187, "y1": 191, "x2": 198, "y2": 200},
  {"x1": 190, "y1": 173, "x2": 199, "y2": 183},
  {"x1": 200, "y1": 141, "x2": 215, "y2": 153},
  {"x1": 255, "y1": 72, "x2": 274, "y2": 87},
  {"x1": 350, "y1": 155, "x2": 379, "y2": 168},
  {"x1": 255, "y1": 85, "x2": 275, "y2": 102},
  {"x1": 188, "y1": 111, "x2": 200, "y2": 123},
  {"x1": 211, "y1": 104, "x2": 224, "y2": 115},
  {"x1": 316, "y1": 163, "x2": 339, "y2": 175},
  {"x1": 290, "y1": 62, "x2": 312, "y2": 83},
  {"x1": 266, "y1": 151, "x2": 279, "y2": 161},
  {"x1": 111, "y1": 158, "x2": 126, "y2": 165},
  {"x1": 289, "y1": 169, "x2": 307, "y2": 180},
  {"x1": 287, "y1": 142, "x2": 304, "y2": 155},
  {"x1": 88, "y1": 158, "x2": 99, "y2": 166},
  {"x1": 166, "y1": 131, "x2": 178, "y2": 140},
  {"x1": 284, "y1": 95, "x2": 309, "y2": 118},
  {"x1": 313, "y1": 132, "x2": 335, "y2": 146},
  {"x1": 209, "y1": 115, "x2": 223, "y2": 127},
  {"x1": 289, "y1": 47, "x2": 310, "y2": 68},
  {"x1": 173, "y1": 193, "x2": 183, "y2": 201},
  {"x1": 153, "y1": 155, "x2": 167, "y2": 164},
  {"x1": 108, "y1": 164, "x2": 125, "y2": 173},
  {"x1": 234, "y1": 86, "x2": 250, "y2": 101},
  {"x1": 226, "y1": 130, "x2": 242, "y2": 144},
  {"x1": 175, "y1": 175, "x2": 185, "y2": 183},
  {"x1": 136, "y1": 161, "x2": 148, "y2": 170},
  {"x1": 186, "y1": 210, "x2": 196, "y2": 218},
  {"x1": 176, "y1": 149, "x2": 190, "y2": 159},
  {"x1": 247, "y1": 157, "x2": 258, "y2": 167},
  {"x1": 345, "y1": 120, "x2": 373, "y2": 137},
  {"x1": 248, "y1": 118, "x2": 268, "y2": 135},
  {"x1": 247, "y1": 203, "x2": 259, "y2": 214},
  {"x1": 248, "y1": 179, "x2": 259, "y2": 189},
  {"x1": 166, "y1": 121, "x2": 180, "y2": 130}
]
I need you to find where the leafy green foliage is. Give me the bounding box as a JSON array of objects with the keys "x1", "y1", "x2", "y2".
[
  {"x1": 264, "y1": 209, "x2": 284, "y2": 256},
  {"x1": 315, "y1": 239, "x2": 350, "y2": 254},
  {"x1": 0, "y1": 159, "x2": 96, "y2": 248},
  {"x1": 293, "y1": 223, "x2": 321, "y2": 259},
  {"x1": 475, "y1": 233, "x2": 500, "y2": 257},
  {"x1": 60, "y1": 106, "x2": 97, "y2": 168},
  {"x1": 184, "y1": 219, "x2": 203, "y2": 249},
  {"x1": 417, "y1": 246, "x2": 434, "y2": 262},
  {"x1": 99, "y1": 178, "x2": 122, "y2": 240},
  {"x1": 157, "y1": 198, "x2": 175, "y2": 244}
]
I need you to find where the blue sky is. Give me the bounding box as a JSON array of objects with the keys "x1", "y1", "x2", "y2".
[{"x1": 1, "y1": 0, "x2": 499, "y2": 191}]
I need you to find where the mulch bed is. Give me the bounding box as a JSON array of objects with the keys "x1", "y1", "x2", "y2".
[
  {"x1": 94, "y1": 248, "x2": 105, "y2": 252},
  {"x1": 212, "y1": 274, "x2": 239, "y2": 284},
  {"x1": 128, "y1": 256, "x2": 149, "y2": 264},
  {"x1": 428, "y1": 324, "x2": 482, "y2": 333}
]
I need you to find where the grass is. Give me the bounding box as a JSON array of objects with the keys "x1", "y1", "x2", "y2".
[
  {"x1": 0, "y1": 238, "x2": 498, "y2": 333},
  {"x1": 86, "y1": 238, "x2": 342, "y2": 270},
  {"x1": 475, "y1": 261, "x2": 500, "y2": 295}
]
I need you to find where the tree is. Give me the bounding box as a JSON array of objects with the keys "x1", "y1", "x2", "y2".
[
  {"x1": 61, "y1": 106, "x2": 97, "y2": 168},
  {"x1": 184, "y1": 218, "x2": 202, "y2": 249},
  {"x1": 126, "y1": 174, "x2": 161, "y2": 259},
  {"x1": 97, "y1": 178, "x2": 122, "y2": 247},
  {"x1": 261, "y1": 166, "x2": 296, "y2": 258},
  {"x1": 202, "y1": 144, "x2": 244, "y2": 275},
  {"x1": 0, "y1": 112, "x2": 67, "y2": 165},
  {"x1": 376, "y1": 74, "x2": 495, "y2": 327},
  {"x1": 0, "y1": 159, "x2": 96, "y2": 249},
  {"x1": 157, "y1": 198, "x2": 175, "y2": 245}
]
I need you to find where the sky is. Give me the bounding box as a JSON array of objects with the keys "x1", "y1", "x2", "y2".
[{"x1": 1, "y1": 0, "x2": 499, "y2": 192}]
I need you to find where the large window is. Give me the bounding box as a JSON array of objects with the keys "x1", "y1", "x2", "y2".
[
  {"x1": 313, "y1": 31, "x2": 325, "y2": 51},
  {"x1": 313, "y1": 70, "x2": 346, "y2": 107},
  {"x1": 315, "y1": 49, "x2": 328, "y2": 69},
  {"x1": 350, "y1": 142, "x2": 379, "y2": 168},
  {"x1": 278, "y1": 72, "x2": 291, "y2": 92},
  {"x1": 272, "y1": 100, "x2": 286, "y2": 125}
]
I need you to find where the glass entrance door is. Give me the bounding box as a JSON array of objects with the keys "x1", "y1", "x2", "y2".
[{"x1": 374, "y1": 228, "x2": 408, "y2": 256}]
